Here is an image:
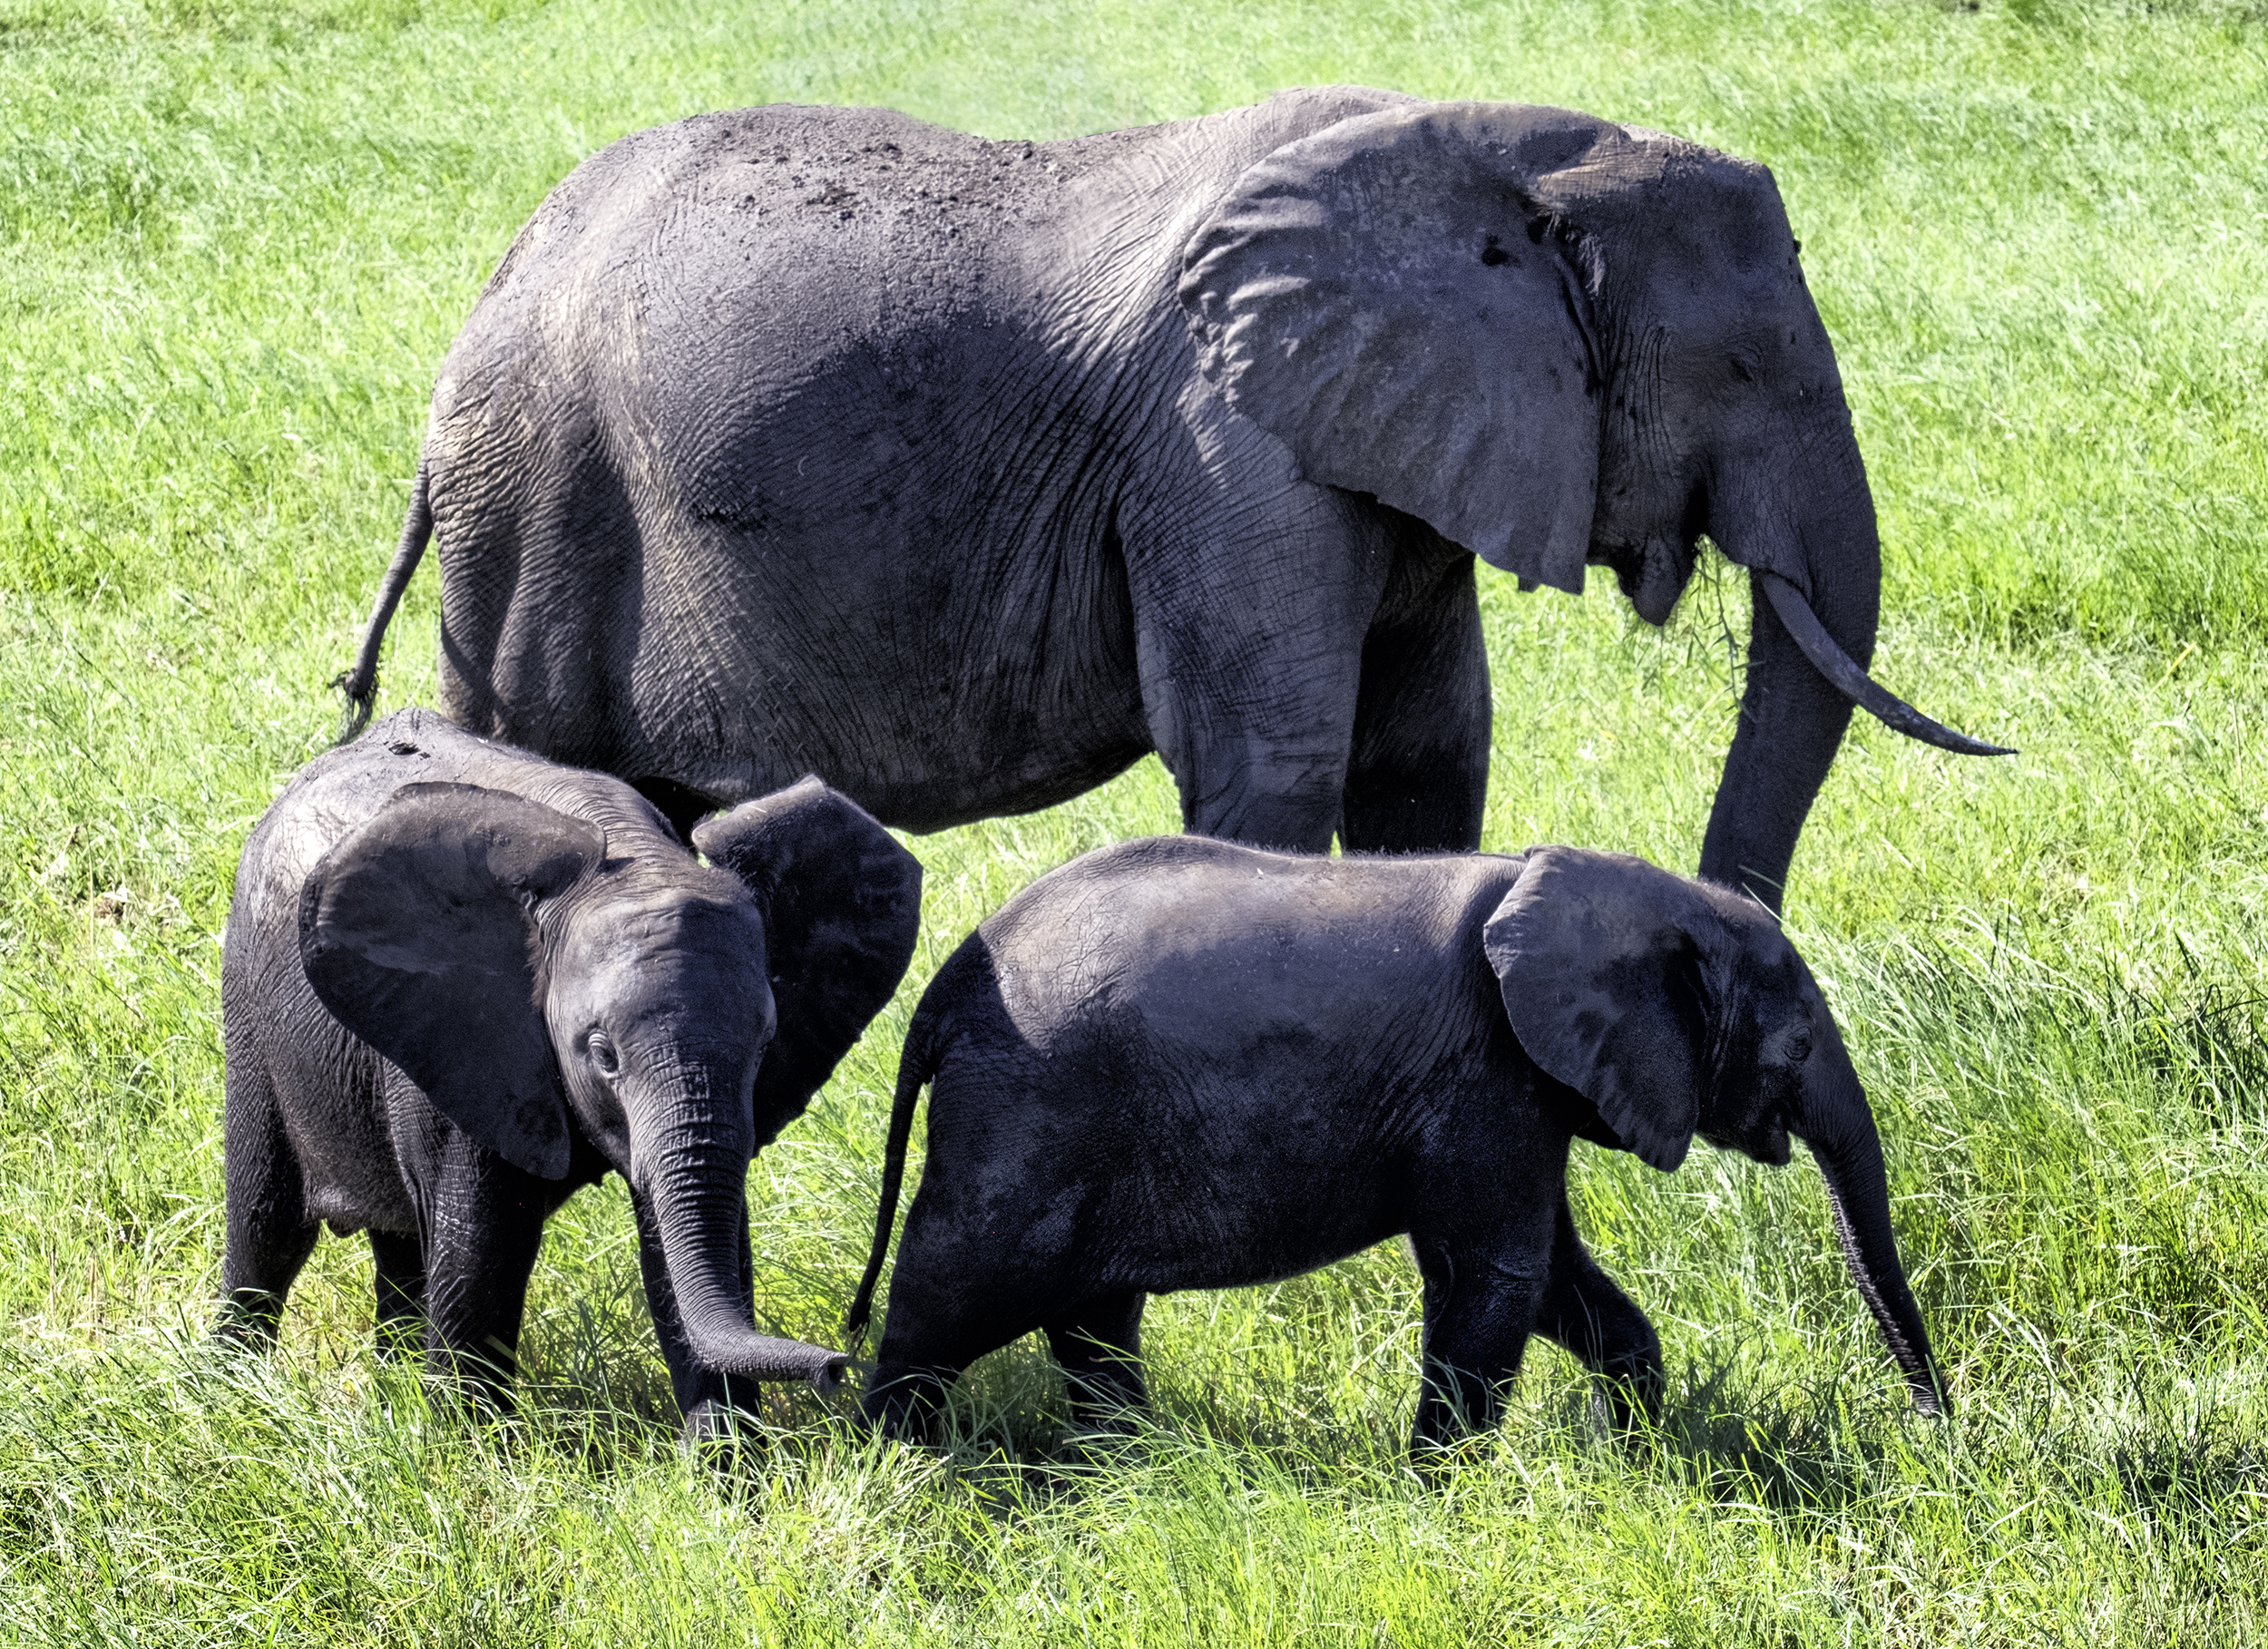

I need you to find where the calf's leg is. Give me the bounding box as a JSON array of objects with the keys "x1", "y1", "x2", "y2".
[
  {"x1": 1531, "y1": 1191, "x2": 1665, "y2": 1430},
  {"x1": 419, "y1": 1129, "x2": 547, "y2": 1410},
  {"x1": 218, "y1": 1059, "x2": 318, "y2": 1347},
  {"x1": 369, "y1": 1228, "x2": 427, "y2": 1362},
  {"x1": 1406, "y1": 1199, "x2": 1556, "y2": 1456}
]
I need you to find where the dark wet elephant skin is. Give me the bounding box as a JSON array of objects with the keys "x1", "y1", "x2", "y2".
[{"x1": 846, "y1": 836, "x2": 1946, "y2": 1455}]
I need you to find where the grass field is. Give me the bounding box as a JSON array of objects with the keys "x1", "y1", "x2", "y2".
[{"x1": 3, "y1": 0, "x2": 2266, "y2": 1641}]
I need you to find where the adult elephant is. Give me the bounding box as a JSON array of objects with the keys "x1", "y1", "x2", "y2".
[{"x1": 340, "y1": 87, "x2": 2006, "y2": 908}]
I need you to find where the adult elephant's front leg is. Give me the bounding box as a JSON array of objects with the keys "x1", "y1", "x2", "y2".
[
  {"x1": 1129, "y1": 484, "x2": 1392, "y2": 853},
  {"x1": 1342, "y1": 547, "x2": 1490, "y2": 854}
]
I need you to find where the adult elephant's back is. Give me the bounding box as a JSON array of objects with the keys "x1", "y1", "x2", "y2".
[{"x1": 416, "y1": 92, "x2": 1411, "y2": 832}]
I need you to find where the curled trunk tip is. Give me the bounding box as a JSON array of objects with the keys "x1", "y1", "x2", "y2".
[
  {"x1": 806, "y1": 1347, "x2": 850, "y2": 1395},
  {"x1": 640, "y1": 1112, "x2": 852, "y2": 1395},
  {"x1": 679, "y1": 1303, "x2": 851, "y2": 1393}
]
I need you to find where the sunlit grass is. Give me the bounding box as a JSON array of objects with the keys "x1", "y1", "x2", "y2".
[{"x1": 3, "y1": 0, "x2": 2265, "y2": 1642}]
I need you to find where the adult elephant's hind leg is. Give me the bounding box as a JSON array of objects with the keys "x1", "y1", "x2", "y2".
[
  {"x1": 1533, "y1": 1191, "x2": 1665, "y2": 1432},
  {"x1": 1341, "y1": 549, "x2": 1490, "y2": 854},
  {"x1": 1044, "y1": 1290, "x2": 1148, "y2": 1431},
  {"x1": 429, "y1": 434, "x2": 640, "y2": 775}
]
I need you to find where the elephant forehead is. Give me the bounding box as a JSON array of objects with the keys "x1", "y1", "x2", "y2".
[
  {"x1": 570, "y1": 888, "x2": 765, "y2": 969},
  {"x1": 1725, "y1": 946, "x2": 1818, "y2": 1031}
]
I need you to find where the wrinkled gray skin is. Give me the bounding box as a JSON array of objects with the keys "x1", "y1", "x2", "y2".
[
  {"x1": 846, "y1": 837, "x2": 1945, "y2": 1455},
  {"x1": 220, "y1": 710, "x2": 921, "y2": 1442},
  {"x1": 342, "y1": 90, "x2": 2004, "y2": 911}
]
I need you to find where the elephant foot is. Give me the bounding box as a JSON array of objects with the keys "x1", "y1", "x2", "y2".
[
  {"x1": 679, "y1": 1397, "x2": 771, "y2": 1472},
  {"x1": 1054, "y1": 1417, "x2": 1150, "y2": 1472},
  {"x1": 1406, "y1": 1428, "x2": 1501, "y2": 1487},
  {"x1": 858, "y1": 1363, "x2": 955, "y2": 1447},
  {"x1": 211, "y1": 1288, "x2": 285, "y2": 1351},
  {"x1": 1596, "y1": 1356, "x2": 1667, "y2": 1441}
]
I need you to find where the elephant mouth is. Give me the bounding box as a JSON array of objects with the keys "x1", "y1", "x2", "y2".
[
  {"x1": 1700, "y1": 1116, "x2": 1793, "y2": 1166},
  {"x1": 1589, "y1": 492, "x2": 2015, "y2": 756},
  {"x1": 1594, "y1": 481, "x2": 1706, "y2": 627},
  {"x1": 1596, "y1": 532, "x2": 1697, "y2": 627}
]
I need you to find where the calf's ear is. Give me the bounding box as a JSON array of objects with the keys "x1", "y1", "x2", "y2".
[
  {"x1": 694, "y1": 778, "x2": 923, "y2": 1140},
  {"x1": 1481, "y1": 845, "x2": 1717, "y2": 1172},
  {"x1": 298, "y1": 782, "x2": 601, "y2": 1180}
]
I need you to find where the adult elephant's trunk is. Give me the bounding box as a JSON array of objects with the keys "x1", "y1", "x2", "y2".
[
  {"x1": 1696, "y1": 567, "x2": 1862, "y2": 913},
  {"x1": 1696, "y1": 443, "x2": 1881, "y2": 912},
  {"x1": 1794, "y1": 1048, "x2": 1948, "y2": 1415},
  {"x1": 1696, "y1": 448, "x2": 2009, "y2": 912},
  {"x1": 640, "y1": 1062, "x2": 847, "y2": 1393}
]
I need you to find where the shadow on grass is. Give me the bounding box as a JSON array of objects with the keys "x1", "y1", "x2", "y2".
[
  {"x1": 27, "y1": 1294, "x2": 2268, "y2": 1543},
  {"x1": 825, "y1": 1329, "x2": 1953, "y2": 1528},
  {"x1": 1636, "y1": 1355, "x2": 1946, "y2": 1516},
  {"x1": 0, "y1": 1300, "x2": 874, "y2": 1506}
]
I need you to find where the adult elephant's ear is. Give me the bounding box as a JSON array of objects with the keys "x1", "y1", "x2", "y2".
[
  {"x1": 1481, "y1": 845, "x2": 1723, "y2": 1172},
  {"x1": 693, "y1": 778, "x2": 923, "y2": 1138},
  {"x1": 299, "y1": 783, "x2": 602, "y2": 1180},
  {"x1": 1179, "y1": 102, "x2": 1620, "y2": 593}
]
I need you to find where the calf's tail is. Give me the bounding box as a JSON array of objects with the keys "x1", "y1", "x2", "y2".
[
  {"x1": 331, "y1": 454, "x2": 434, "y2": 744},
  {"x1": 843, "y1": 1008, "x2": 942, "y2": 1344}
]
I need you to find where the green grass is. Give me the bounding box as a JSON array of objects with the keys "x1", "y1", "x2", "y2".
[{"x1": 4, "y1": 0, "x2": 2266, "y2": 1641}]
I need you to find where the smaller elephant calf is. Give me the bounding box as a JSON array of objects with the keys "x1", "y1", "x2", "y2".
[
  {"x1": 846, "y1": 836, "x2": 1946, "y2": 1454},
  {"x1": 220, "y1": 711, "x2": 922, "y2": 1442}
]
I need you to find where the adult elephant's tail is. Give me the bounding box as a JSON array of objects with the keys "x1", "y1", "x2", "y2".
[{"x1": 330, "y1": 455, "x2": 434, "y2": 744}]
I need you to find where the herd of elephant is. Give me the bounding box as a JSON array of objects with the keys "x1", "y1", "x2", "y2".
[{"x1": 217, "y1": 89, "x2": 2009, "y2": 1459}]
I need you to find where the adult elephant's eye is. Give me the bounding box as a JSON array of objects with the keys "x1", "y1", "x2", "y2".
[{"x1": 586, "y1": 1029, "x2": 621, "y2": 1076}]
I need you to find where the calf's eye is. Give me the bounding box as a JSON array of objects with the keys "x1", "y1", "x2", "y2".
[{"x1": 1784, "y1": 1028, "x2": 1813, "y2": 1065}]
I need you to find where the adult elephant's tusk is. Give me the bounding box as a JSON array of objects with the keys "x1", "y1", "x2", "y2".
[{"x1": 1761, "y1": 573, "x2": 2017, "y2": 757}]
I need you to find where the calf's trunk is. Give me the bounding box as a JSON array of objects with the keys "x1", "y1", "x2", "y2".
[
  {"x1": 1797, "y1": 1057, "x2": 1948, "y2": 1415},
  {"x1": 641, "y1": 1064, "x2": 847, "y2": 1392}
]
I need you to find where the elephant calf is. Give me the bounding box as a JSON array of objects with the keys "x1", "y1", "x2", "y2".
[
  {"x1": 846, "y1": 837, "x2": 1945, "y2": 1454},
  {"x1": 219, "y1": 710, "x2": 921, "y2": 1442}
]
